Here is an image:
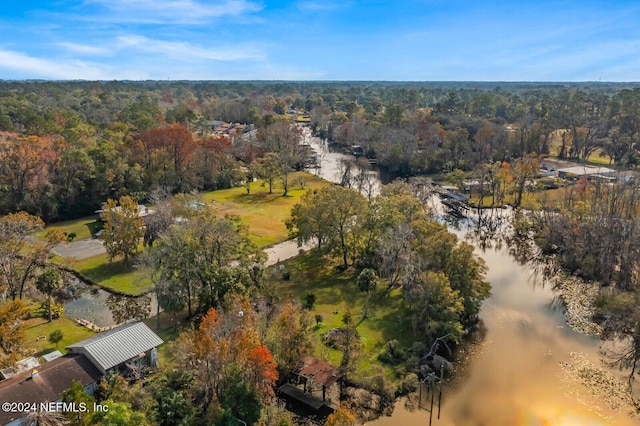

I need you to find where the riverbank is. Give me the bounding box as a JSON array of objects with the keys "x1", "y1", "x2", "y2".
[
  {"x1": 369, "y1": 232, "x2": 640, "y2": 425},
  {"x1": 553, "y1": 273, "x2": 602, "y2": 336}
]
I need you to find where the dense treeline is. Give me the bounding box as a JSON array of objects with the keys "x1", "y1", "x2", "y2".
[
  {"x1": 288, "y1": 181, "x2": 491, "y2": 343},
  {"x1": 3, "y1": 81, "x2": 640, "y2": 221},
  {"x1": 328, "y1": 86, "x2": 640, "y2": 176}
]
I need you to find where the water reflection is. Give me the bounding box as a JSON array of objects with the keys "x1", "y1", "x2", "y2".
[
  {"x1": 105, "y1": 293, "x2": 152, "y2": 324},
  {"x1": 302, "y1": 130, "x2": 385, "y2": 196},
  {"x1": 61, "y1": 277, "x2": 156, "y2": 328},
  {"x1": 298, "y1": 128, "x2": 639, "y2": 424},
  {"x1": 370, "y1": 210, "x2": 637, "y2": 425}
]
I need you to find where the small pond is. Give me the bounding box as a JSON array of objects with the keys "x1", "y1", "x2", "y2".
[{"x1": 62, "y1": 277, "x2": 157, "y2": 328}]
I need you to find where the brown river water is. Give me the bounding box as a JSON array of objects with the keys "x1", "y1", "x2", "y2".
[
  {"x1": 369, "y1": 238, "x2": 637, "y2": 425},
  {"x1": 301, "y1": 130, "x2": 638, "y2": 425}
]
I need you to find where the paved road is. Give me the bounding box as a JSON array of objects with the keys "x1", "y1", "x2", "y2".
[
  {"x1": 51, "y1": 236, "x2": 309, "y2": 263},
  {"x1": 264, "y1": 240, "x2": 313, "y2": 266},
  {"x1": 54, "y1": 236, "x2": 312, "y2": 264},
  {"x1": 52, "y1": 238, "x2": 106, "y2": 260}
]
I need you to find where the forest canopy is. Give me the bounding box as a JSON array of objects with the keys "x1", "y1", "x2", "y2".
[{"x1": 2, "y1": 80, "x2": 640, "y2": 221}]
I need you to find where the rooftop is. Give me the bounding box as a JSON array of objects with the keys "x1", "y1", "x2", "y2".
[
  {"x1": 293, "y1": 356, "x2": 341, "y2": 388},
  {"x1": 95, "y1": 204, "x2": 154, "y2": 218},
  {"x1": 0, "y1": 355, "x2": 101, "y2": 425},
  {"x1": 66, "y1": 322, "x2": 163, "y2": 373},
  {"x1": 0, "y1": 357, "x2": 40, "y2": 380},
  {"x1": 557, "y1": 165, "x2": 614, "y2": 175}
]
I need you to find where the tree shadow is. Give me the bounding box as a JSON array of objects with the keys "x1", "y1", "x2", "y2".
[
  {"x1": 364, "y1": 308, "x2": 415, "y2": 345},
  {"x1": 80, "y1": 260, "x2": 136, "y2": 287},
  {"x1": 226, "y1": 191, "x2": 285, "y2": 204},
  {"x1": 85, "y1": 220, "x2": 103, "y2": 236},
  {"x1": 34, "y1": 347, "x2": 57, "y2": 358}
]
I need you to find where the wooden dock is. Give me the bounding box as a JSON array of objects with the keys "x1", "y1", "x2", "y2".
[{"x1": 278, "y1": 384, "x2": 327, "y2": 410}]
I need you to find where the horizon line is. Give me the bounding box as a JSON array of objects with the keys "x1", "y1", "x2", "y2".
[{"x1": 2, "y1": 79, "x2": 640, "y2": 84}]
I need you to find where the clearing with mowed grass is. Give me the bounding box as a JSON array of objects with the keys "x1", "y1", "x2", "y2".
[
  {"x1": 203, "y1": 171, "x2": 330, "y2": 247},
  {"x1": 273, "y1": 251, "x2": 416, "y2": 384},
  {"x1": 71, "y1": 253, "x2": 153, "y2": 296}
]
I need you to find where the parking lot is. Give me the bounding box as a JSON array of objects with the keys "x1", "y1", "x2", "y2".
[{"x1": 52, "y1": 238, "x2": 106, "y2": 260}]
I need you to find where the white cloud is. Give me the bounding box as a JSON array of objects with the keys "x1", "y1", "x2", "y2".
[
  {"x1": 57, "y1": 42, "x2": 112, "y2": 56},
  {"x1": 297, "y1": 1, "x2": 349, "y2": 12},
  {"x1": 115, "y1": 35, "x2": 266, "y2": 61},
  {"x1": 82, "y1": 0, "x2": 263, "y2": 24},
  {"x1": 0, "y1": 49, "x2": 111, "y2": 80}
]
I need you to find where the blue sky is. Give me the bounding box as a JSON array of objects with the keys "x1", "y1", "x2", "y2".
[{"x1": 0, "y1": 0, "x2": 639, "y2": 81}]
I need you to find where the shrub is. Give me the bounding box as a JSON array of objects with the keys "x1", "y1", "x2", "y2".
[
  {"x1": 50, "y1": 300, "x2": 65, "y2": 319},
  {"x1": 396, "y1": 373, "x2": 419, "y2": 396},
  {"x1": 305, "y1": 293, "x2": 316, "y2": 309},
  {"x1": 378, "y1": 339, "x2": 407, "y2": 365},
  {"x1": 38, "y1": 300, "x2": 65, "y2": 320}
]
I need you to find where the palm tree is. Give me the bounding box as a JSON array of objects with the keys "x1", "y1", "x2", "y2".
[
  {"x1": 357, "y1": 268, "x2": 378, "y2": 320},
  {"x1": 36, "y1": 269, "x2": 63, "y2": 322},
  {"x1": 23, "y1": 409, "x2": 69, "y2": 426}
]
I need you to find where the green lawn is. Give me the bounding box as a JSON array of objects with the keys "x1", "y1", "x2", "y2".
[
  {"x1": 469, "y1": 186, "x2": 569, "y2": 210},
  {"x1": 22, "y1": 307, "x2": 182, "y2": 368},
  {"x1": 547, "y1": 129, "x2": 614, "y2": 166},
  {"x1": 202, "y1": 172, "x2": 330, "y2": 247},
  {"x1": 72, "y1": 253, "x2": 153, "y2": 296},
  {"x1": 33, "y1": 173, "x2": 327, "y2": 296},
  {"x1": 23, "y1": 316, "x2": 96, "y2": 359},
  {"x1": 274, "y1": 251, "x2": 415, "y2": 383},
  {"x1": 142, "y1": 311, "x2": 189, "y2": 368},
  {"x1": 34, "y1": 216, "x2": 102, "y2": 241}
]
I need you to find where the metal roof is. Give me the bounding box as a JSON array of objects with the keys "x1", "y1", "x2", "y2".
[
  {"x1": 66, "y1": 322, "x2": 163, "y2": 372},
  {"x1": 557, "y1": 165, "x2": 614, "y2": 175},
  {"x1": 293, "y1": 356, "x2": 341, "y2": 388}
]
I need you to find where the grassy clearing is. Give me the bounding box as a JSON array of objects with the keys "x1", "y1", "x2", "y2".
[
  {"x1": 72, "y1": 253, "x2": 153, "y2": 296},
  {"x1": 35, "y1": 216, "x2": 102, "y2": 241},
  {"x1": 23, "y1": 316, "x2": 96, "y2": 359},
  {"x1": 469, "y1": 186, "x2": 570, "y2": 210},
  {"x1": 142, "y1": 311, "x2": 190, "y2": 368},
  {"x1": 547, "y1": 130, "x2": 613, "y2": 166},
  {"x1": 274, "y1": 251, "x2": 415, "y2": 383},
  {"x1": 27, "y1": 172, "x2": 331, "y2": 305},
  {"x1": 203, "y1": 172, "x2": 330, "y2": 247},
  {"x1": 33, "y1": 173, "x2": 326, "y2": 296}
]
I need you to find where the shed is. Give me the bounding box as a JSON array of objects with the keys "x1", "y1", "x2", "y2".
[
  {"x1": 42, "y1": 350, "x2": 64, "y2": 363},
  {"x1": 289, "y1": 356, "x2": 341, "y2": 403},
  {"x1": 66, "y1": 322, "x2": 163, "y2": 375},
  {"x1": 557, "y1": 165, "x2": 614, "y2": 178}
]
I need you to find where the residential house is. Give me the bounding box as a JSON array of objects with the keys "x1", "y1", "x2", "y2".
[
  {"x1": 0, "y1": 355, "x2": 101, "y2": 426},
  {"x1": 95, "y1": 204, "x2": 154, "y2": 221}
]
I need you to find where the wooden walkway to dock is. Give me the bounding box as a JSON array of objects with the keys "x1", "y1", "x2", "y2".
[{"x1": 278, "y1": 384, "x2": 327, "y2": 410}]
